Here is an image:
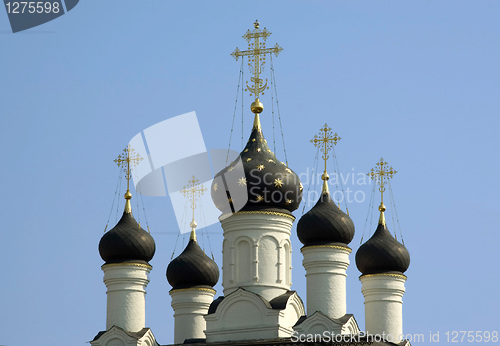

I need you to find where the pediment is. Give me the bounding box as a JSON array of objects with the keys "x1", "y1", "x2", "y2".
[
  {"x1": 294, "y1": 311, "x2": 360, "y2": 335},
  {"x1": 90, "y1": 325, "x2": 158, "y2": 346}
]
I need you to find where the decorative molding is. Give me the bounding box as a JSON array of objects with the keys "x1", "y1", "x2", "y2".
[
  {"x1": 102, "y1": 262, "x2": 152, "y2": 270},
  {"x1": 170, "y1": 287, "x2": 216, "y2": 294},
  {"x1": 294, "y1": 311, "x2": 360, "y2": 336},
  {"x1": 303, "y1": 244, "x2": 352, "y2": 253},
  {"x1": 205, "y1": 288, "x2": 305, "y2": 343},
  {"x1": 360, "y1": 273, "x2": 407, "y2": 280},
  {"x1": 90, "y1": 326, "x2": 158, "y2": 346},
  {"x1": 229, "y1": 210, "x2": 296, "y2": 220}
]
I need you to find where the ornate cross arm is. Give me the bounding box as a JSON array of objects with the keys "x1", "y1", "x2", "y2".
[
  {"x1": 310, "y1": 123, "x2": 341, "y2": 175},
  {"x1": 180, "y1": 175, "x2": 207, "y2": 239},
  {"x1": 114, "y1": 145, "x2": 143, "y2": 213},
  {"x1": 310, "y1": 123, "x2": 341, "y2": 193},
  {"x1": 368, "y1": 158, "x2": 397, "y2": 204},
  {"x1": 230, "y1": 43, "x2": 283, "y2": 61},
  {"x1": 231, "y1": 20, "x2": 283, "y2": 100}
]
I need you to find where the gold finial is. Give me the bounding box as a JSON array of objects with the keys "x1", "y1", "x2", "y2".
[
  {"x1": 231, "y1": 20, "x2": 283, "y2": 111},
  {"x1": 368, "y1": 158, "x2": 397, "y2": 225},
  {"x1": 180, "y1": 176, "x2": 207, "y2": 241},
  {"x1": 114, "y1": 145, "x2": 143, "y2": 213},
  {"x1": 310, "y1": 124, "x2": 341, "y2": 194},
  {"x1": 251, "y1": 99, "x2": 263, "y2": 130}
]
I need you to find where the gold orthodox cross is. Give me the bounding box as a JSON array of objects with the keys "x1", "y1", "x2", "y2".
[
  {"x1": 368, "y1": 158, "x2": 397, "y2": 204},
  {"x1": 310, "y1": 123, "x2": 341, "y2": 176},
  {"x1": 114, "y1": 145, "x2": 143, "y2": 194},
  {"x1": 231, "y1": 20, "x2": 283, "y2": 99},
  {"x1": 180, "y1": 176, "x2": 207, "y2": 223}
]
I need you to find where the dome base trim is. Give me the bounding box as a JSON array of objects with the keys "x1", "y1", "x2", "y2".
[
  {"x1": 169, "y1": 286, "x2": 217, "y2": 294},
  {"x1": 359, "y1": 271, "x2": 407, "y2": 280},
  {"x1": 102, "y1": 261, "x2": 152, "y2": 269},
  {"x1": 221, "y1": 210, "x2": 295, "y2": 221},
  {"x1": 301, "y1": 243, "x2": 352, "y2": 253}
]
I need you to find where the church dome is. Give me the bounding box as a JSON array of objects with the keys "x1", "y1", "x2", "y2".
[
  {"x1": 297, "y1": 191, "x2": 355, "y2": 246},
  {"x1": 167, "y1": 237, "x2": 220, "y2": 290},
  {"x1": 355, "y1": 214, "x2": 410, "y2": 275},
  {"x1": 99, "y1": 211, "x2": 156, "y2": 264},
  {"x1": 211, "y1": 114, "x2": 302, "y2": 214}
]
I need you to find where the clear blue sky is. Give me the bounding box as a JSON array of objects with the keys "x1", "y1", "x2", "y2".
[{"x1": 1, "y1": 1, "x2": 499, "y2": 345}]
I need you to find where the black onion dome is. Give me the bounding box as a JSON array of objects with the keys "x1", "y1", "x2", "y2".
[
  {"x1": 355, "y1": 221, "x2": 410, "y2": 275},
  {"x1": 211, "y1": 119, "x2": 302, "y2": 214},
  {"x1": 99, "y1": 212, "x2": 156, "y2": 264},
  {"x1": 167, "y1": 238, "x2": 220, "y2": 290},
  {"x1": 297, "y1": 191, "x2": 355, "y2": 246}
]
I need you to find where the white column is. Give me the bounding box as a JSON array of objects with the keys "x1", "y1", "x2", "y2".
[
  {"x1": 102, "y1": 263, "x2": 152, "y2": 332},
  {"x1": 170, "y1": 288, "x2": 216, "y2": 344},
  {"x1": 301, "y1": 245, "x2": 350, "y2": 319},
  {"x1": 360, "y1": 273, "x2": 407, "y2": 342},
  {"x1": 221, "y1": 212, "x2": 294, "y2": 301}
]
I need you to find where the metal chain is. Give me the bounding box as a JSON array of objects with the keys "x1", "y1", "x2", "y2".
[
  {"x1": 360, "y1": 182, "x2": 377, "y2": 244},
  {"x1": 270, "y1": 54, "x2": 288, "y2": 165},
  {"x1": 104, "y1": 166, "x2": 123, "y2": 233},
  {"x1": 227, "y1": 58, "x2": 244, "y2": 163},
  {"x1": 388, "y1": 180, "x2": 405, "y2": 245},
  {"x1": 115, "y1": 173, "x2": 123, "y2": 223},
  {"x1": 301, "y1": 146, "x2": 320, "y2": 216},
  {"x1": 139, "y1": 189, "x2": 150, "y2": 233}
]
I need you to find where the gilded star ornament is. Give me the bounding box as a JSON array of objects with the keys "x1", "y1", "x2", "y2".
[
  {"x1": 257, "y1": 147, "x2": 261, "y2": 152},
  {"x1": 246, "y1": 158, "x2": 252, "y2": 162},
  {"x1": 256, "y1": 195, "x2": 264, "y2": 202},
  {"x1": 213, "y1": 182, "x2": 218, "y2": 191},
  {"x1": 257, "y1": 164, "x2": 265, "y2": 171},
  {"x1": 285, "y1": 199, "x2": 292, "y2": 205},
  {"x1": 274, "y1": 178, "x2": 283, "y2": 188},
  {"x1": 238, "y1": 177, "x2": 247, "y2": 186}
]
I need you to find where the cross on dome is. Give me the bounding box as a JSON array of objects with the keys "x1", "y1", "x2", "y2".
[
  {"x1": 368, "y1": 158, "x2": 397, "y2": 225},
  {"x1": 180, "y1": 176, "x2": 207, "y2": 240},
  {"x1": 231, "y1": 20, "x2": 283, "y2": 103},
  {"x1": 114, "y1": 145, "x2": 143, "y2": 213},
  {"x1": 310, "y1": 123, "x2": 341, "y2": 193}
]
